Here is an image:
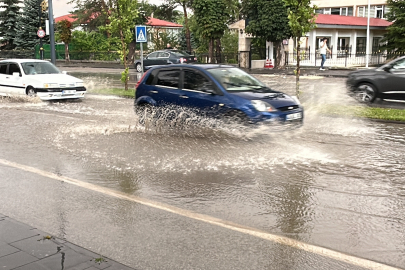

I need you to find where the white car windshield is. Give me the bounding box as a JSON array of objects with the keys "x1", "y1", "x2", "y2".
[
  {"x1": 207, "y1": 67, "x2": 266, "y2": 91},
  {"x1": 21, "y1": 62, "x2": 61, "y2": 75}
]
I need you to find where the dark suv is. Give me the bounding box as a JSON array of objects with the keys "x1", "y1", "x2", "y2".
[
  {"x1": 134, "y1": 50, "x2": 197, "y2": 72},
  {"x1": 134, "y1": 64, "x2": 303, "y2": 124}
]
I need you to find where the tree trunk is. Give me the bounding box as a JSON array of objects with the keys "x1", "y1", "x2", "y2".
[
  {"x1": 216, "y1": 38, "x2": 221, "y2": 63},
  {"x1": 127, "y1": 41, "x2": 136, "y2": 64},
  {"x1": 209, "y1": 38, "x2": 214, "y2": 63},
  {"x1": 120, "y1": 27, "x2": 129, "y2": 91},
  {"x1": 295, "y1": 37, "x2": 301, "y2": 98},
  {"x1": 64, "y1": 43, "x2": 70, "y2": 62},
  {"x1": 182, "y1": 3, "x2": 191, "y2": 53},
  {"x1": 274, "y1": 40, "x2": 285, "y2": 69}
]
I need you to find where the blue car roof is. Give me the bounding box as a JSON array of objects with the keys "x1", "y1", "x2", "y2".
[{"x1": 148, "y1": 64, "x2": 235, "y2": 71}]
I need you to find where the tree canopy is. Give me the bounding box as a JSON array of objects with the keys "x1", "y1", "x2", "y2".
[
  {"x1": 15, "y1": 0, "x2": 49, "y2": 50},
  {"x1": 383, "y1": 0, "x2": 405, "y2": 52},
  {"x1": 0, "y1": 0, "x2": 21, "y2": 49}
]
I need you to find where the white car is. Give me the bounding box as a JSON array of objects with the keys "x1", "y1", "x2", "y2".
[{"x1": 0, "y1": 59, "x2": 86, "y2": 100}]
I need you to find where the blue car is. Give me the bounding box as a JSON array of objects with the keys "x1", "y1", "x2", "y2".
[{"x1": 134, "y1": 64, "x2": 303, "y2": 125}]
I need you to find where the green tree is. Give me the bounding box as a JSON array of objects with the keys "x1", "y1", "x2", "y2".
[
  {"x1": 15, "y1": 0, "x2": 49, "y2": 50},
  {"x1": 382, "y1": 0, "x2": 405, "y2": 53},
  {"x1": 139, "y1": 1, "x2": 182, "y2": 22},
  {"x1": 242, "y1": 0, "x2": 291, "y2": 68},
  {"x1": 193, "y1": 0, "x2": 228, "y2": 63},
  {"x1": 0, "y1": 0, "x2": 21, "y2": 50},
  {"x1": 70, "y1": 30, "x2": 120, "y2": 52},
  {"x1": 56, "y1": 20, "x2": 73, "y2": 62},
  {"x1": 103, "y1": 0, "x2": 138, "y2": 91},
  {"x1": 167, "y1": 0, "x2": 193, "y2": 52},
  {"x1": 284, "y1": 0, "x2": 317, "y2": 97},
  {"x1": 68, "y1": 0, "x2": 112, "y2": 31}
]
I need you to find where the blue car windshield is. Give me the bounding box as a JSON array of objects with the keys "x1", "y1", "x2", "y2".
[
  {"x1": 207, "y1": 67, "x2": 266, "y2": 91},
  {"x1": 21, "y1": 62, "x2": 61, "y2": 75}
]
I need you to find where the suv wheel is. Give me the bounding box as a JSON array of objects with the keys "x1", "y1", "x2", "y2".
[{"x1": 355, "y1": 83, "x2": 377, "y2": 103}]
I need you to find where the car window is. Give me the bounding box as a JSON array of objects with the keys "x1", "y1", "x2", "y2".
[
  {"x1": 147, "y1": 52, "x2": 158, "y2": 58},
  {"x1": 392, "y1": 58, "x2": 405, "y2": 69},
  {"x1": 158, "y1": 52, "x2": 169, "y2": 58},
  {"x1": 0, "y1": 64, "x2": 7, "y2": 74},
  {"x1": 21, "y1": 62, "x2": 60, "y2": 74},
  {"x1": 207, "y1": 67, "x2": 265, "y2": 91},
  {"x1": 183, "y1": 70, "x2": 214, "y2": 92},
  {"x1": 8, "y1": 63, "x2": 21, "y2": 75},
  {"x1": 171, "y1": 51, "x2": 191, "y2": 57},
  {"x1": 156, "y1": 69, "x2": 180, "y2": 88}
]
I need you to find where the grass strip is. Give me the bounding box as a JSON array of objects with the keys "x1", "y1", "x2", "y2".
[
  {"x1": 316, "y1": 104, "x2": 405, "y2": 122},
  {"x1": 90, "y1": 88, "x2": 135, "y2": 98}
]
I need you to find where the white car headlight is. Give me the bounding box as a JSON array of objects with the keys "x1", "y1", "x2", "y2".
[
  {"x1": 251, "y1": 100, "x2": 277, "y2": 112},
  {"x1": 43, "y1": 83, "x2": 59, "y2": 88},
  {"x1": 76, "y1": 82, "x2": 84, "y2": 87}
]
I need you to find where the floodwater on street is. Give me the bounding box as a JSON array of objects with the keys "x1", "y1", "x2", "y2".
[{"x1": 0, "y1": 73, "x2": 404, "y2": 269}]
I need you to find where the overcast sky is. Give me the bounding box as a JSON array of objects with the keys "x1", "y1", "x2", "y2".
[{"x1": 53, "y1": 0, "x2": 166, "y2": 18}]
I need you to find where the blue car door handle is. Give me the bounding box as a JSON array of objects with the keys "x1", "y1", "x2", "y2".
[{"x1": 179, "y1": 95, "x2": 189, "y2": 99}]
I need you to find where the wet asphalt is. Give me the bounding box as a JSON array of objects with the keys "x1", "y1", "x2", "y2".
[{"x1": 0, "y1": 65, "x2": 404, "y2": 270}]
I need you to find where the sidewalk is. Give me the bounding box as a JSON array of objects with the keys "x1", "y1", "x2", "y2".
[{"x1": 0, "y1": 213, "x2": 135, "y2": 270}]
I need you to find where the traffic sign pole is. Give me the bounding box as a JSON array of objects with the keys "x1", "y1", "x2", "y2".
[
  {"x1": 136, "y1": 25, "x2": 147, "y2": 75},
  {"x1": 141, "y1": 43, "x2": 143, "y2": 76}
]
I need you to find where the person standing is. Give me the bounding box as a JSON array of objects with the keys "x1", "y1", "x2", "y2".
[{"x1": 319, "y1": 38, "x2": 331, "y2": 70}]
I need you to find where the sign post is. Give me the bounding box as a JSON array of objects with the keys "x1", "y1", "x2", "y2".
[{"x1": 135, "y1": 25, "x2": 147, "y2": 75}]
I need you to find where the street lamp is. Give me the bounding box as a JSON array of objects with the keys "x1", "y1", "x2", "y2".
[{"x1": 366, "y1": 0, "x2": 371, "y2": 67}]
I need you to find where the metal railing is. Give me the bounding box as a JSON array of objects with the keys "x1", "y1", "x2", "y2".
[{"x1": 285, "y1": 51, "x2": 405, "y2": 67}]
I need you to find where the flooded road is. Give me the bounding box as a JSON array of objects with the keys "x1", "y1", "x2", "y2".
[{"x1": 0, "y1": 73, "x2": 404, "y2": 270}]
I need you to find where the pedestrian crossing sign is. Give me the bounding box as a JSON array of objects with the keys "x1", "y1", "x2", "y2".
[{"x1": 136, "y1": 25, "x2": 147, "y2": 43}]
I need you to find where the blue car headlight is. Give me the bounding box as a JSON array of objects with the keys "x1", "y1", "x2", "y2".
[{"x1": 251, "y1": 100, "x2": 277, "y2": 112}]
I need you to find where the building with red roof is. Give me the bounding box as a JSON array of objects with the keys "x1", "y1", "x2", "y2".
[{"x1": 231, "y1": 10, "x2": 392, "y2": 68}]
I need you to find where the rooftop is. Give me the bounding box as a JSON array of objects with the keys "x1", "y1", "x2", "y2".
[{"x1": 316, "y1": 14, "x2": 392, "y2": 27}]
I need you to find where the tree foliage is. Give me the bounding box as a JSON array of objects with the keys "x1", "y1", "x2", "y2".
[
  {"x1": 193, "y1": 0, "x2": 228, "y2": 62},
  {"x1": 103, "y1": 0, "x2": 138, "y2": 90},
  {"x1": 56, "y1": 20, "x2": 73, "y2": 61},
  {"x1": 0, "y1": 0, "x2": 21, "y2": 50},
  {"x1": 70, "y1": 30, "x2": 120, "y2": 51},
  {"x1": 383, "y1": 0, "x2": 405, "y2": 52},
  {"x1": 166, "y1": 0, "x2": 193, "y2": 52},
  {"x1": 242, "y1": 0, "x2": 291, "y2": 68},
  {"x1": 15, "y1": 0, "x2": 49, "y2": 50},
  {"x1": 139, "y1": 1, "x2": 182, "y2": 22},
  {"x1": 68, "y1": 0, "x2": 112, "y2": 31}
]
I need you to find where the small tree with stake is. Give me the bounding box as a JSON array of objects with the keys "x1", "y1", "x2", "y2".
[
  {"x1": 284, "y1": 0, "x2": 317, "y2": 98},
  {"x1": 56, "y1": 20, "x2": 73, "y2": 62},
  {"x1": 103, "y1": 0, "x2": 138, "y2": 91}
]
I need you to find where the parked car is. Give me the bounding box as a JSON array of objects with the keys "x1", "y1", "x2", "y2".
[
  {"x1": 134, "y1": 50, "x2": 197, "y2": 72},
  {"x1": 347, "y1": 56, "x2": 405, "y2": 103},
  {"x1": 134, "y1": 64, "x2": 303, "y2": 125},
  {"x1": 0, "y1": 59, "x2": 86, "y2": 101}
]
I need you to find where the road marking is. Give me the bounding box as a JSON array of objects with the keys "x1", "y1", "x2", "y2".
[{"x1": 0, "y1": 158, "x2": 401, "y2": 270}]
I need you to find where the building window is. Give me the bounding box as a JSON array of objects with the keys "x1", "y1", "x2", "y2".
[
  {"x1": 356, "y1": 37, "x2": 366, "y2": 55},
  {"x1": 316, "y1": 7, "x2": 353, "y2": 16},
  {"x1": 358, "y1": 6, "x2": 380, "y2": 18},
  {"x1": 375, "y1": 5, "x2": 384, "y2": 18},
  {"x1": 331, "y1": 8, "x2": 340, "y2": 15},
  {"x1": 373, "y1": 37, "x2": 382, "y2": 53}
]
